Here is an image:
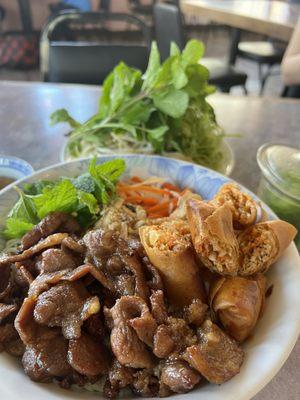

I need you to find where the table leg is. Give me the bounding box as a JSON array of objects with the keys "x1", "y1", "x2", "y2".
[{"x1": 229, "y1": 27, "x2": 241, "y2": 65}]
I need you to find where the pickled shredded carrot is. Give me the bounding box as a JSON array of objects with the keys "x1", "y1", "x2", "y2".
[{"x1": 117, "y1": 177, "x2": 182, "y2": 218}]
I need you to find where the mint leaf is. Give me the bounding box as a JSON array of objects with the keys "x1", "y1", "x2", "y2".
[
  {"x1": 89, "y1": 158, "x2": 125, "y2": 205},
  {"x1": 50, "y1": 109, "x2": 81, "y2": 128},
  {"x1": 152, "y1": 89, "x2": 189, "y2": 118},
  {"x1": 23, "y1": 180, "x2": 55, "y2": 195},
  {"x1": 142, "y1": 41, "x2": 161, "y2": 90},
  {"x1": 33, "y1": 180, "x2": 78, "y2": 219},
  {"x1": 4, "y1": 218, "x2": 34, "y2": 240},
  {"x1": 77, "y1": 190, "x2": 99, "y2": 214},
  {"x1": 92, "y1": 158, "x2": 126, "y2": 183},
  {"x1": 8, "y1": 189, "x2": 38, "y2": 224},
  {"x1": 182, "y1": 39, "x2": 205, "y2": 67}
]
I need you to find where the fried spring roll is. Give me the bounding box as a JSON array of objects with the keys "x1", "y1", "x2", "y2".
[
  {"x1": 209, "y1": 274, "x2": 266, "y2": 342},
  {"x1": 211, "y1": 183, "x2": 258, "y2": 228},
  {"x1": 238, "y1": 220, "x2": 297, "y2": 275},
  {"x1": 186, "y1": 200, "x2": 239, "y2": 276},
  {"x1": 139, "y1": 220, "x2": 206, "y2": 308}
]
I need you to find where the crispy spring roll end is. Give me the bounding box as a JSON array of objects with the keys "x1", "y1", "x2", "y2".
[{"x1": 139, "y1": 222, "x2": 206, "y2": 308}]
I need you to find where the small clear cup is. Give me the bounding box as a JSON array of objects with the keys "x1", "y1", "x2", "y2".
[{"x1": 257, "y1": 143, "x2": 300, "y2": 249}]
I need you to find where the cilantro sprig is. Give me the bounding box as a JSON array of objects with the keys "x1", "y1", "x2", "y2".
[
  {"x1": 3, "y1": 158, "x2": 125, "y2": 240},
  {"x1": 51, "y1": 40, "x2": 227, "y2": 171}
]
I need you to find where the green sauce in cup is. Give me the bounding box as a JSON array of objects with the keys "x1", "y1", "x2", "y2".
[{"x1": 257, "y1": 144, "x2": 300, "y2": 249}]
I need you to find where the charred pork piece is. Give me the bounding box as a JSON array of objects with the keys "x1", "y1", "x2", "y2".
[
  {"x1": 36, "y1": 248, "x2": 79, "y2": 274},
  {"x1": 0, "y1": 264, "x2": 12, "y2": 300},
  {"x1": 166, "y1": 317, "x2": 197, "y2": 352},
  {"x1": 153, "y1": 314, "x2": 197, "y2": 359},
  {"x1": 61, "y1": 236, "x2": 86, "y2": 254},
  {"x1": 104, "y1": 296, "x2": 156, "y2": 369},
  {"x1": 183, "y1": 320, "x2": 244, "y2": 384},
  {"x1": 211, "y1": 183, "x2": 258, "y2": 228},
  {"x1": 118, "y1": 241, "x2": 150, "y2": 302},
  {"x1": 0, "y1": 233, "x2": 69, "y2": 266},
  {"x1": 22, "y1": 331, "x2": 71, "y2": 382},
  {"x1": 33, "y1": 281, "x2": 100, "y2": 339},
  {"x1": 103, "y1": 360, "x2": 134, "y2": 398},
  {"x1": 238, "y1": 220, "x2": 297, "y2": 275},
  {"x1": 0, "y1": 323, "x2": 16, "y2": 345},
  {"x1": 15, "y1": 297, "x2": 72, "y2": 382},
  {"x1": 63, "y1": 264, "x2": 115, "y2": 292},
  {"x1": 210, "y1": 274, "x2": 266, "y2": 342},
  {"x1": 12, "y1": 264, "x2": 34, "y2": 289},
  {"x1": 0, "y1": 303, "x2": 18, "y2": 323},
  {"x1": 150, "y1": 290, "x2": 168, "y2": 325},
  {"x1": 184, "y1": 298, "x2": 208, "y2": 327},
  {"x1": 28, "y1": 263, "x2": 114, "y2": 298},
  {"x1": 143, "y1": 258, "x2": 164, "y2": 291},
  {"x1": 153, "y1": 325, "x2": 175, "y2": 358},
  {"x1": 68, "y1": 332, "x2": 110, "y2": 376},
  {"x1": 22, "y1": 212, "x2": 80, "y2": 250},
  {"x1": 132, "y1": 369, "x2": 159, "y2": 397},
  {"x1": 84, "y1": 229, "x2": 150, "y2": 300},
  {"x1": 187, "y1": 200, "x2": 239, "y2": 276},
  {"x1": 160, "y1": 360, "x2": 201, "y2": 393},
  {"x1": 28, "y1": 269, "x2": 72, "y2": 297}
]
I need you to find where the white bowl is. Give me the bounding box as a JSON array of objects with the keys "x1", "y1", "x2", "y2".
[{"x1": 0, "y1": 155, "x2": 299, "y2": 400}]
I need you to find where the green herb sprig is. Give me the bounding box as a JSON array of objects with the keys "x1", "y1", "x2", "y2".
[
  {"x1": 3, "y1": 158, "x2": 125, "y2": 240},
  {"x1": 51, "y1": 40, "x2": 226, "y2": 171}
]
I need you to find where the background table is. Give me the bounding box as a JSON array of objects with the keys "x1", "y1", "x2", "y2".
[
  {"x1": 181, "y1": 0, "x2": 300, "y2": 41},
  {"x1": 0, "y1": 80, "x2": 299, "y2": 399}
]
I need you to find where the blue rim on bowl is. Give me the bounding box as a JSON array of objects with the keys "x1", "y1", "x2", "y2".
[{"x1": 0, "y1": 155, "x2": 34, "y2": 189}]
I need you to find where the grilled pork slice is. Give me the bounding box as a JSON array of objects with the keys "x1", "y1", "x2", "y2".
[
  {"x1": 238, "y1": 220, "x2": 297, "y2": 275},
  {"x1": 183, "y1": 320, "x2": 244, "y2": 384},
  {"x1": 187, "y1": 200, "x2": 239, "y2": 276}
]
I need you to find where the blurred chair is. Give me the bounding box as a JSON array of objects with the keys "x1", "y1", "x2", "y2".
[
  {"x1": 0, "y1": 6, "x2": 5, "y2": 30},
  {"x1": 153, "y1": 3, "x2": 247, "y2": 93},
  {"x1": 235, "y1": 34, "x2": 284, "y2": 95},
  {"x1": 40, "y1": 11, "x2": 151, "y2": 84},
  {"x1": 235, "y1": 0, "x2": 300, "y2": 94},
  {"x1": 100, "y1": 0, "x2": 110, "y2": 12},
  {"x1": 128, "y1": 0, "x2": 155, "y2": 17},
  {"x1": 282, "y1": 85, "x2": 300, "y2": 98}
]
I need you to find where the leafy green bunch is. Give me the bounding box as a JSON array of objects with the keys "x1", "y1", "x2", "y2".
[
  {"x1": 51, "y1": 40, "x2": 226, "y2": 170},
  {"x1": 3, "y1": 158, "x2": 125, "y2": 240}
]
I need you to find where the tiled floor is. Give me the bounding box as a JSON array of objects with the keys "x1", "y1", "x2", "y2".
[{"x1": 0, "y1": 26, "x2": 284, "y2": 97}]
